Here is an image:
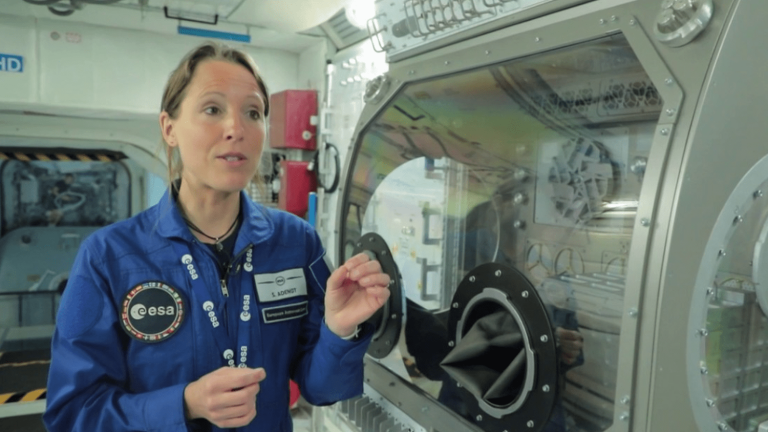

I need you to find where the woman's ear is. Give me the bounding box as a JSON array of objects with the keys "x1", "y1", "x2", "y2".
[{"x1": 159, "y1": 111, "x2": 177, "y2": 147}]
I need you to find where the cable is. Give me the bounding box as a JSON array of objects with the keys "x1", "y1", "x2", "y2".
[
  {"x1": 314, "y1": 143, "x2": 341, "y2": 194},
  {"x1": 48, "y1": 3, "x2": 76, "y2": 16},
  {"x1": 23, "y1": 0, "x2": 62, "y2": 5}
]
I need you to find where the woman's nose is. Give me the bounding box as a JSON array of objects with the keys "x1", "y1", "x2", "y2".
[{"x1": 224, "y1": 112, "x2": 244, "y2": 141}]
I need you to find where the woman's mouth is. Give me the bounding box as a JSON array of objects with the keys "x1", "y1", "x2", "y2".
[{"x1": 218, "y1": 153, "x2": 248, "y2": 166}]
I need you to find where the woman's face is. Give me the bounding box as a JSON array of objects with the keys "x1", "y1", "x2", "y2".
[{"x1": 162, "y1": 60, "x2": 267, "y2": 194}]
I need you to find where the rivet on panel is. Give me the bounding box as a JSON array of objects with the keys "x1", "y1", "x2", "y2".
[
  {"x1": 495, "y1": 270, "x2": 502, "y2": 277},
  {"x1": 718, "y1": 422, "x2": 729, "y2": 431},
  {"x1": 599, "y1": 18, "x2": 606, "y2": 25},
  {"x1": 610, "y1": 15, "x2": 617, "y2": 22},
  {"x1": 698, "y1": 328, "x2": 708, "y2": 336},
  {"x1": 666, "y1": 108, "x2": 676, "y2": 116},
  {"x1": 701, "y1": 367, "x2": 709, "y2": 375},
  {"x1": 660, "y1": 128, "x2": 670, "y2": 136},
  {"x1": 453, "y1": 302, "x2": 459, "y2": 308},
  {"x1": 620, "y1": 412, "x2": 629, "y2": 421},
  {"x1": 718, "y1": 249, "x2": 726, "y2": 258},
  {"x1": 621, "y1": 396, "x2": 630, "y2": 405},
  {"x1": 522, "y1": 291, "x2": 529, "y2": 298},
  {"x1": 448, "y1": 341, "x2": 455, "y2": 347},
  {"x1": 755, "y1": 190, "x2": 764, "y2": 199},
  {"x1": 527, "y1": 421, "x2": 534, "y2": 428},
  {"x1": 445, "y1": 61, "x2": 450, "y2": 65},
  {"x1": 733, "y1": 215, "x2": 743, "y2": 225},
  {"x1": 629, "y1": 308, "x2": 638, "y2": 317},
  {"x1": 469, "y1": 276, "x2": 476, "y2": 282},
  {"x1": 665, "y1": 77, "x2": 674, "y2": 86},
  {"x1": 476, "y1": 415, "x2": 483, "y2": 421},
  {"x1": 485, "y1": 50, "x2": 491, "y2": 55},
  {"x1": 542, "y1": 385, "x2": 550, "y2": 392},
  {"x1": 706, "y1": 399, "x2": 715, "y2": 407},
  {"x1": 629, "y1": 19, "x2": 636, "y2": 25},
  {"x1": 640, "y1": 218, "x2": 650, "y2": 227},
  {"x1": 540, "y1": 335, "x2": 548, "y2": 342},
  {"x1": 534, "y1": 37, "x2": 541, "y2": 42}
]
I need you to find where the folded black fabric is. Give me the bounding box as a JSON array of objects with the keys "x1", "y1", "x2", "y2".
[{"x1": 441, "y1": 310, "x2": 526, "y2": 405}]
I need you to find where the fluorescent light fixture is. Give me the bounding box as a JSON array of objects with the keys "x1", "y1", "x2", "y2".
[{"x1": 345, "y1": 0, "x2": 376, "y2": 29}]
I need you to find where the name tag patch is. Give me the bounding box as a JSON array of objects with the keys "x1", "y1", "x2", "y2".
[
  {"x1": 254, "y1": 268, "x2": 307, "y2": 302},
  {"x1": 262, "y1": 301, "x2": 308, "y2": 324}
]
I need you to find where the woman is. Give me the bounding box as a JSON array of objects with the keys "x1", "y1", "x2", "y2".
[{"x1": 43, "y1": 42, "x2": 390, "y2": 432}]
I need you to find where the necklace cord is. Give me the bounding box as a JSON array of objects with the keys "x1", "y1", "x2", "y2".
[{"x1": 183, "y1": 208, "x2": 241, "y2": 243}]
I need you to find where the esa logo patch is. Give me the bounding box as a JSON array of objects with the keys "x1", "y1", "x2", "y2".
[{"x1": 120, "y1": 281, "x2": 185, "y2": 343}]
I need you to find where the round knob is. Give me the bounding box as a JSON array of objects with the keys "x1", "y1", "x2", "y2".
[
  {"x1": 364, "y1": 74, "x2": 391, "y2": 104},
  {"x1": 654, "y1": 0, "x2": 713, "y2": 47}
]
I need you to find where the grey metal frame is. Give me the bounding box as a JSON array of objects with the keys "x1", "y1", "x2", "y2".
[{"x1": 336, "y1": 1, "x2": 688, "y2": 431}]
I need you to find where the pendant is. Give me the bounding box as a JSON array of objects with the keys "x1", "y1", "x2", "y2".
[{"x1": 216, "y1": 242, "x2": 223, "y2": 252}]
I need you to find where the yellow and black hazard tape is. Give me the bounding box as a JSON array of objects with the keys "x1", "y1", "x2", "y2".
[
  {"x1": 0, "y1": 389, "x2": 46, "y2": 405},
  {"x1": 0, "y1": 149, "x2": 126, "y2": 163}
]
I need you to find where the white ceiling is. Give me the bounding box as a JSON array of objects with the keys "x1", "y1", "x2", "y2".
[{"x1": 5, "y1": 0, "x2": 352, "y2": 53}]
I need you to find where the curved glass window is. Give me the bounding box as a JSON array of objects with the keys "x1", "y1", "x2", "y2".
[
  {"x1": 0, "y1": 154, "x2": 131, "y2": 353},
  {"x1": 341, "y1": 34, "x2": 661, "y2": 431},
  {"x1": 702, "y1": 176, "x2": 768, "y2": 432}
]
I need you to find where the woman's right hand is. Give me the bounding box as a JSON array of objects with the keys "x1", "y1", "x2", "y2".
[{"x1": 184, "y1": 367, "x2": 267, "y2": 428}]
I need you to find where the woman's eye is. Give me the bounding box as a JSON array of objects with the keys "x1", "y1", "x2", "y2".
[
  {"x1": 204, "y1": 106, "x2": 221, "y2": 115},
  {"x1": 248, "y1": 110, "x2": 262, "y2": 120}
]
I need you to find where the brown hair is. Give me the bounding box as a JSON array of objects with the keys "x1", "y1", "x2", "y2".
[{"x1": 160, "y1": 41, "x2": 270, "y2": 194}]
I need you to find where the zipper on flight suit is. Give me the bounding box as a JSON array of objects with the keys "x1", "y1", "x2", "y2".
[{"x1": 219, "y1": 243, "x2": 254, "y2": 298}]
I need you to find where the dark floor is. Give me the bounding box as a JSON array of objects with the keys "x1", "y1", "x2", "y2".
[
  {"x1": 0, "y1": 349, "x2": 50, "y2": 395},
  {"x1": 0, "y1": 414, "x2": 47, "y2": 432},
  {"x1": 0, "y1": 348, "x2": 50, "y2": 432}
]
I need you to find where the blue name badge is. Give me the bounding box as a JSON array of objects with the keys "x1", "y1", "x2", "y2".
[
  {"x1": 0, "y1": 53, "x2": 24, "y2": 73},
  {"x1": 262, "y1": 301, "x2": 308, "y2": 324}
]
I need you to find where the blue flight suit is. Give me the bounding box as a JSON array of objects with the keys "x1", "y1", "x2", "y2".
[{"x1": 44, "y1": 189, "x2": 372, "y2": 432}]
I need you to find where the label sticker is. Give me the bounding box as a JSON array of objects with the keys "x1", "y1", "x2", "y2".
[
  {"x1": 261, "y1": 301, "x2": 308, "y2": 324},
  {"x1": 254, "y1": 268, "x2": 307, "y2": 302},
  {"x1": 0, "y1": 53, "x2": 23, "y2": 73}
]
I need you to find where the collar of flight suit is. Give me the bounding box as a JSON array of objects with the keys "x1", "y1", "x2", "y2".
[{"x1": 152, "y1": 187, "x2": 274, "y2": 250}]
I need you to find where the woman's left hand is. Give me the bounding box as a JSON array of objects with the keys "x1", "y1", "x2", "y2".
[{"x1": 324, "y1": 253, "x2": 391, "y2": 338}]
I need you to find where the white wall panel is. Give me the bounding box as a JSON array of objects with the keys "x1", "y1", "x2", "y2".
[
  {"x1": 0, "y1": 17, "x2": 300, "y2": 119},
  {"x1": 0, "y1": 15, "x2": 37, "y2": 104}
]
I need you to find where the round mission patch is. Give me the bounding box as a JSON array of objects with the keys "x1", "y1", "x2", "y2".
[{"x1": 120, "y1": 281, "x2": 185, "y2": 343}]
